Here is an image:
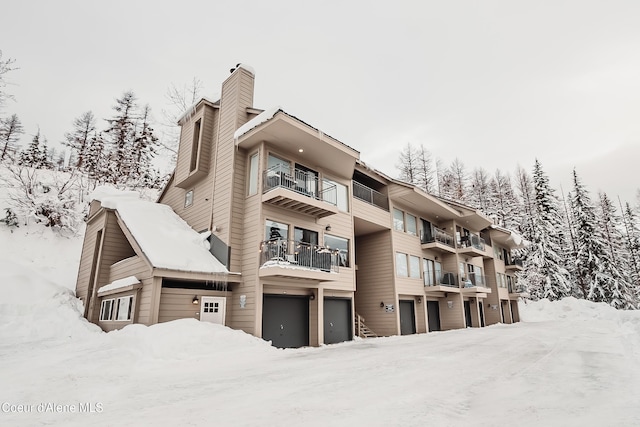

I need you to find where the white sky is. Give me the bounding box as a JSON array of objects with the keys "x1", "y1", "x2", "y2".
[{"x1": 2, "y1": 0, "x2": 639, "y2": 204}]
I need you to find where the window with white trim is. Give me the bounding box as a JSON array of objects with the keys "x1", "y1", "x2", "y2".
[
  {"x1": 409, "y1": 255, "x2": 421, "y2": 279},
  {"x1": 396, "y1": 252, "x2": 408, "y2": 277},
  {"x1": 100, "y1": 299, "x2": 114, "y2": 321},
  {"x1": 115, "y1": 296, "x2": 133, "y2": 321},
  {"x1": 324, "y1": 234, "x2": 350, "y2": 267},
  {"x1": 393, "y1": 208, "x2": 404, "y2": 231},
  {"x1": 406, "y1": 214, "x2": 417, "y2": 236}
]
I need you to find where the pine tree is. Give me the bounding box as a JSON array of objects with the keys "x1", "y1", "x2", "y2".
[
  {"x1": 622, "y1": 202, "x2": 640, "y2": 299},
  {"x1": 518, "y1": 160, "x2": 571, "y2": 300},
  {"x1": 515, "y1": 165, "x2": 536, "y2": 239},
  {"x1": 104, "y1": 91, "x2": 138, "y2": 184},
  {"x1": 439, "y1": 158, "x2": 467, "y2": 202},
  {"x1": 83, "y1": 131, "x2": 107, "y2": 183},
  {"x1": 19, "y1": 129, "x2": 46, "y2": 168},
  {"x1": 597, "y1": 192, "x2": 636, "y2": 308},
  {"x1": 63, "y1": 111, "x2": 95, "y2": 169},
  {"x1": 129, "y1": 104, "x2": 158, "y2": 187},
  {"x1": 0, "y1": 113, "x2": 23, "y2": 161}
]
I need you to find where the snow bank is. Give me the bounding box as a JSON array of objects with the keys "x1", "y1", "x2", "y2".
[
  {"x1": 97, "y1": 275, "x2": 140, "y2": 294},
  {"x1": 520, "y1": 296, "x2": 619, "y2": 322},
  {"x1": 0, "y1": 259, "x2": 101, "y2": 344}
]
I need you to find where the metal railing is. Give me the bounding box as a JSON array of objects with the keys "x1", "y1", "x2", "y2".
[
  {"x1": 463, "y1": 273, "x2": 487, "y2": 288},
  {"x1": 263, "y1": 164, "x2": 336, "y2": 204},
  {"x1": 425, "y1": 271, "x2": 458, "y2": 288},
  {"x1": 509, "y1": 283, "x2": 526, "y2": 293},
  {"x1": 459, "y1": 233, "x2": 486, "y2": 251},
  {"x1": 421, "y1": 227, "x2": 455, "y2": 248},
  {"x1": 259, "y1": 239, "x2": 339, "y2": 273},
  {"x1": 352, "y1": 181, "x2": 389, "y2": 211},
  {"x1": 506, "y1": 258, "x2": 523, "y2": 268}
]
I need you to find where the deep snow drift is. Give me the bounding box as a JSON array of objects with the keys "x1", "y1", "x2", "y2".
[{"x1": 1, "y1": 245, "x2": 640, "y2": 426}]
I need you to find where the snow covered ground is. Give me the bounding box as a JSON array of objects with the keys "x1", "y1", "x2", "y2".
[{"x1": 2, "y1": 175, "x2": 640, "y2": 426}]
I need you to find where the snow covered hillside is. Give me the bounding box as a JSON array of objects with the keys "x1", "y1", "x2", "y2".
[{"x1": 1, "y1": 168, "x2": 640, "y2": 426}]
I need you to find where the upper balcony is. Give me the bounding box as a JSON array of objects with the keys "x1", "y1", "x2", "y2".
[
  {"x1": 461, "y1": 273, "x2": 492, "y2": 294},
  {"x1": 352, "y1": 181, "x2": 389, "y2": 211},
  {"x1": 424, "y1": 271, "x2": 461, "y2": 294},
  {"x1": 262, "y1": 164, "x2": 338, "y2": 218},
  {"x1": 258, "y1": 239, "x2": 339, "y2": 281},
  {"x1": 458, "y1": 233, "x2": 491, "y2": 258},
  {"x1": 505, "y1": 257, "x2": 524, "y2": 271},
  {"x1": 421, "y1": 227, "x2": 456, "y2": 254}
]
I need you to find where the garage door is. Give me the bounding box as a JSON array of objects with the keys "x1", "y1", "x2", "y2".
[
  {"x1": 324, "y1": 298, "x2": 352, "y2": 344},
  {"x1": 262, "y1": 295, "x2": 309, "y2": 348},
  {"x1": 399, "y1": 300, "x2": 416, "y2": 335}
]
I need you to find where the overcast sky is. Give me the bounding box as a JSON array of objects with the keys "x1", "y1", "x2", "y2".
[{"x1": 2, "y1": 0, "x2": 639, "y2": 204}]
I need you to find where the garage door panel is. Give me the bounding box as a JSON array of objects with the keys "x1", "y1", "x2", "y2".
[
  {"x1": 262, "y1": 295, "x2": 309, "y2": 348},
  {"x1": 324, "y1": 298, "x2": 352, "y2": 344}
]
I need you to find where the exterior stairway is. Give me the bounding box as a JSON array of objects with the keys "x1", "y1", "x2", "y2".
[{"x1": 355, "y1": 313, "x2": 378, "y2": 338}]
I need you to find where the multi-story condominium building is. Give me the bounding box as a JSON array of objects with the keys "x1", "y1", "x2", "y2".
[{"x1": 75, "y1": 65, "x2": 524, "y2": 348}]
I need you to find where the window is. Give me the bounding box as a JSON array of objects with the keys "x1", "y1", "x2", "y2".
[
  {"x1": 265, "y1": 220, "x2": 288, "y2": 241},
  {"x1": 184, "y1": 190, "x2": 194, "y2": 208},
  {"x1": 423, "y1": 259, "x2": 435, "y2": 286},
  {"x1": 248, "y1": 153, "x2": 259, "y2": 195},
  {"x1": 409, "y1": 255, "x2": 421, "y2": 279},
  {"x1": 323, "y1": 178, "x2": 348, "y2": 211},
  {"x1": 190, "y1": 119, "x2": 202, "y2": 172},
  {"x1": 99, "y1": 299, "x2": 114, "y2": 321},
  {"x1": 393, "y1": 208, "x2": 404, "y2": 231},
  {"x1": 325, "y1": 234, "x2": 349, "y2": 267},
  {"x1": 396, "y1": 252, "x2": 408, "y2": 277},
  {"x1": 116, "y1": 296, "x2": 133, "y2": 321},
  {"x1": 406, "y1": 214, "x2": 417, "y2": 236},
  {"x1": 435, "y1": 261, "x2": 443, "y2": 284},
  {"x1": 295, "y1": 227, "x2": 318, "y2": 245}
]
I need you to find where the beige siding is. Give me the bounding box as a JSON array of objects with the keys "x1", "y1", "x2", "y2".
[
  {"x1": 439, "y1": 294, "x2": 464, "y2": 330},
  {"x1": 108, "y1": 256, "x2": 147, "y2": 283},
  {"x1": 158, "y1": 287, "x2": 229, "y2": 323},
  {"x1": 75, "y1": 212, "x2": 106, "y2": 304},
  {"x1": 354, "y1": 230, "x2": 397, "y2": 336},
  {"x1": 352, "y1": 198, "x2": 390, "y2": 229}
]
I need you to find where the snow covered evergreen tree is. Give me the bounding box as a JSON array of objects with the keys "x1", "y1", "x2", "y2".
[
  {"x1": 515, "y1": 165, "x2": 536, "y2": 239},
  {"x1": 63, "y1": 111, "x2": 95, "y2": 169},
  {"x1": 0, "y1": 113, "x2": 23, "y2": 161},
  {"x1": 439, "y1": 158, "x2": 468, "y2": 202},
  {"x1": 518, "y1": 160, "x2": 571, "y2": 300},
  {"x1": 129, "y1": 104, "x2": 158, "y2": 187},
  {"x1": 83, "y1": 131, "x2": 108, "y2": 185},
  {"x1": 622, "y1": 202, "x2": 640, "y2": 300},
  {"x1": 596, "y1": 192, "x2": 636, "y2": 308},
  {"x1": 19, "y1": 129, "x2": 47, "y2": 168},
  {"x1": 104, "y1": 91, "x2": 138, "y2": 185}
]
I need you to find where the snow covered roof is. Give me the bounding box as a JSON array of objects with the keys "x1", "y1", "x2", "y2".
[
  {"x1": 176, "y1": 96, "x2": 220, "y2": 124},
  {"x1": 233, "y1": 106, "x2": 282, "y2": 140},
  {"x1": 489, "y1": 224, "x2": 527, "y2": 249},
  {"x1": 97, "y1": 276, "x2": 140, "y2": 296},
  {"x1": 91, "y1": 187, "x2": 231, "y2": 275}
]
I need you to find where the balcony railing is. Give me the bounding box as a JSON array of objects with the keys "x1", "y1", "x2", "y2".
[
  {"x1": 463, "y1": 273, "x2": 487, "y2": 288},
  {"x1": 506, "y1": 258, "x2": 523, "y2": 268},
  {"x1": 425, "y1": 271, "x2": 458, "y2": 288},
  {"x1": 259, "y1": 239, "x2": 339, "y2": 273},
  {"x1": 459, "y1": 233, "x2": 486, "y2": 251},
  {"x1": 421, "y1": 227, "x2": 455, "y2": 248},
  {"x1": 263, "y1": 164, "x2": 336, "y2": 205},
  {"x1": 352, "y1": 181, "x2": 389, "y2": 211},
  {"x1": 508, "y1": 283, "x2": 526, "y2": 293}
]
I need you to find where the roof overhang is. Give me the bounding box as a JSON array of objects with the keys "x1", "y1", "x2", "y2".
[
  {"x1": 235, "y1": 111, "x2": 359, "y2": 179},
  {"x1": 390, "y1": 186, "x2": 461, "y2": 221}
]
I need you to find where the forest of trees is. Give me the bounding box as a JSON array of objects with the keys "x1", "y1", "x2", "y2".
[{"x1": 396, "y1": 142, "x2": 640, "y2": 310}]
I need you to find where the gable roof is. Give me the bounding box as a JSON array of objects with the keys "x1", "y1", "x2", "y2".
[{"x1": 91, "y1": 187, "x2": 231, "y2": 275}]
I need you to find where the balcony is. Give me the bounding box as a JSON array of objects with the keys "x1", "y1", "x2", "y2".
[
  {"x1": 461, "y1": 273, "x2": 491, "y2": 295},
  {"x1": 505, "y1": 258, "x2": 524, "y2": 271},
  {"x1": 421, "y1": 227, "x2": 456, "y2": 254},
  {"x1": 258, "y1": 239, "x2": 339, "y2": 281},
  {"x1": 352, "y1": 181, "x2": 389, "y2": 211},
  {"x1": 508, "y1": 283, "x2": 526, "y2": 294},
  {"x1": 424, "y1": 271, "x2": 460, "y2": 294},
  {"x1": 262, "y1": 165, "x2": 338, "y2": 218},
  {"x1": 458, "y1": 233, "x2": 490, "y2": 258}
]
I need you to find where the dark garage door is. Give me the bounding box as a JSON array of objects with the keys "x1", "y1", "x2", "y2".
[
  {"x1": 427, "y1": 301, "x2": 441, "y2": 332},
  {"x1": 324, "y1": 298, "x2": 352, "y2": 344},
  {"x1": 262, "y1": 295, "x2": 309, "y2": 348},
  {"x1": 399, "y1": 300, "x2": 416, "y2": 335}
]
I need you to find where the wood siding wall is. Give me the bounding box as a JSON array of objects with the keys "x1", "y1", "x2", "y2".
[
  {"x1": 354, "y1": 230, "x2": 397, "y2": 336},
  {"x1": 158, "y1": 287, "x2": 229, "y2": 323}
]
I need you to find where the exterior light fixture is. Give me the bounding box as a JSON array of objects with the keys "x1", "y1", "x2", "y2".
[
  {"x1": 309, "y1": 293, "x2": 315, "y2": 301},
  {"x1": 380, "y1": 301, "x2": 385, "y2": 308},
  {"x1": 192, "y1": 295, "x2": 199, "y2": 305},
  {"x1": 298, "y1": 148, "x2": 304, "y2": 153},
  {"x1": 325, "y1": 224, "x2": 331, "y2": 231},
  {"x1": 417, "y1": 297, "x2": 422, "y2": 304}
]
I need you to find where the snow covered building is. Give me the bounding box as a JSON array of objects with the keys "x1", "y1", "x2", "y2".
[{"x1": 74, "y1": 65, "x2": 524, "y2": 346}]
